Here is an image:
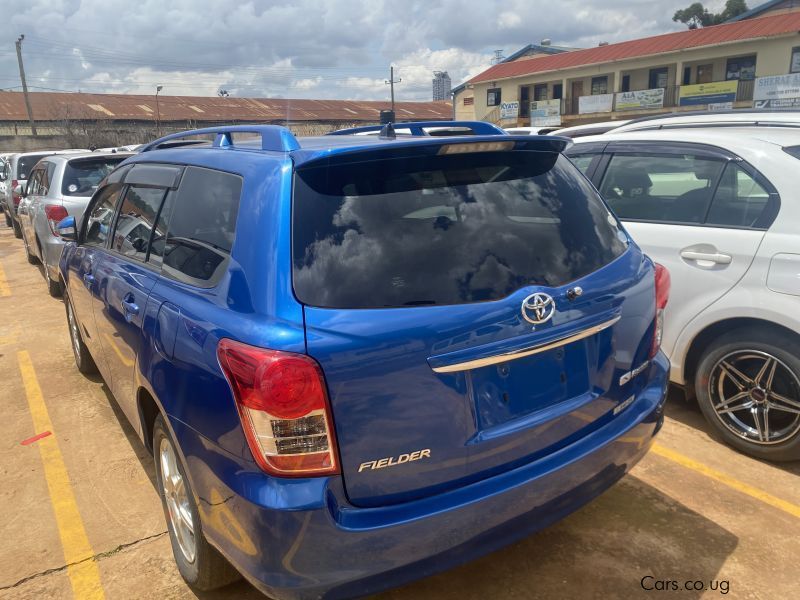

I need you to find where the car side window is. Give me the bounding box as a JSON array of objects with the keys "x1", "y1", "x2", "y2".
[
  {"x1": 598, "y1": 153, "x2": 725, "y2": 223},
  {"x1": 568, "y1": 154, "x2": 599, "y2": 176},
  {"x1": 83, "y1": 184, "x2": 122, "y2": 247},
  {"x1": 111, "y1": 186, "x2": 168, "y2": 262},
  {"x1": 26, "y1": 169, "x2": 42, "y2": 196},
  {"x1": 40, "y1": 162, "x2": 56, "y2": 196},
  {"x1": 705, "y1": 163, "x2": 771, "y2": 228},
  {"x1": 159, "y1": 166, "x2": 242, "y2": 287}
]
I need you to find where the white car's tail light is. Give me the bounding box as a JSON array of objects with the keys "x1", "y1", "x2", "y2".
[
  {"x1": 650, "y1": 263, "x2": 671, "y2": 358},
  {"x1": 217, "y1": 339, "x2": 339, "y2": 477}
]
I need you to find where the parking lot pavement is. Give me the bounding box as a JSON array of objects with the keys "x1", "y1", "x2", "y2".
[{"x1": 0, "y1": 224, "x2": 798, "y2": 600}]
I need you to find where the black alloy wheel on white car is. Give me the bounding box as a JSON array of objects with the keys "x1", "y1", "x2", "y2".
[{"x1": 695, "y1": 329, "x2": 800, "y2": 461}]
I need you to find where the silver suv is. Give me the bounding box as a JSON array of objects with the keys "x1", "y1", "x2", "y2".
[
  {"x1": 18, "y1": 152, "x2": 130, "y2": 295},
  {"x1": 2, "y1": 149, "x2": 86, "y2": 237}
]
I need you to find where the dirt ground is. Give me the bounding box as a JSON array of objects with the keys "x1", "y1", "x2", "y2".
[{"x1": 1, "y1": 224, "x2": 798, "y2": 600}]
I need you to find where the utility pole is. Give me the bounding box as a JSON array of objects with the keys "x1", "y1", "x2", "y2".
[
  {"x1": 385, "y1": 66, "x2": 401, "y2": 112},
  {"x1": 155, "y1": 85, "x2": 163, "y2": 137},
  {"x1": 15, "y1": 34, "x2": 37, "y2": 136}
]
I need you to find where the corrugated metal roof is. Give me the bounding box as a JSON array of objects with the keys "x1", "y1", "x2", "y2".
[
  {"x1": 470, "y1": 11, "x2": 800, "y2": 84},
  {"x1": 0, "y1": 91, "x2": 452, "y2": 123}
]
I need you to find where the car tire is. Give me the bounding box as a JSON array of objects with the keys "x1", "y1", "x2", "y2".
[
  {"x1": 12, "y1": 218, "x2": 22, "y2": 239},
  {"x1": 44, "y1": 259, "x2": 62, "y2": 297},
  {"x1": 23, "y1": 234, "x2": 39, "y2": 265},
  {"x1": 153, "y1": 415, "x2": 240, "y2": 591},
  {"x1": 695, "y1": 329, "x2": 800, "y2": 461},
  {"x1": 64, "y1": 292, "x2": 98, "y2": 375}
]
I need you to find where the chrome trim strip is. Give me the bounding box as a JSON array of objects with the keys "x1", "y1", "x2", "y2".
[{"x1": 430, "y1": 315, "x2": 621, "y2": 374}]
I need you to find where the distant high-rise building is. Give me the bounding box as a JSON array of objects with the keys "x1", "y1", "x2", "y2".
[{"x1": 432, "y1": 71, "x2": 451, "y2": 101}]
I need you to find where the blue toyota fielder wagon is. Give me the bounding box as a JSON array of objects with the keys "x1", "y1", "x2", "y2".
[{"x1": 57, "y1": 122, "x2": 670, "y2": 599}]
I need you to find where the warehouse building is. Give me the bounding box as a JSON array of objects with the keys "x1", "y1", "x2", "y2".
[
  {"x1": 0, "y1": 91, "x2": 452, "y2": 151},
  {"x1": 455, "y1": 8, "x2": 800, "y2": 126}
]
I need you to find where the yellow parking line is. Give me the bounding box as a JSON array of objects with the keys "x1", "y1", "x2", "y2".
[
  {"x1": 17, "y1": 351, "x2": 105, "y2": 599},
  {"x1": 0, "y1": 260, "x2": 10, "y2": 297},
  {"x1": 651, "y1": 443, "x2": 800, "y2": 519}
]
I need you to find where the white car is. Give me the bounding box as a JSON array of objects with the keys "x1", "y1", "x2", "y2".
[{"x1": 566, "y1": 124, "x2": 800, "y2": 461}]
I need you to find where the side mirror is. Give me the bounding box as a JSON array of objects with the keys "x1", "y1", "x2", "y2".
[{"x1": 57, "y1": 216, "x2": 78, "y2": 242}]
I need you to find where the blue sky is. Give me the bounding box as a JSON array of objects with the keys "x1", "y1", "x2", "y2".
[{"x1": 0, "y1": 0, "x2": 732, "y2": 100}]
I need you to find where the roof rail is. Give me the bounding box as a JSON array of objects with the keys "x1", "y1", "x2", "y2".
[
  {"x1": 327, "y1": 121, "x2": 507, "y2": 137},
  {"x1": 139, "y1": 125, "x2": 301, "y2": 153},
  {"x1": 611, "y1": 108, "x2": 800, "y2": 132}
]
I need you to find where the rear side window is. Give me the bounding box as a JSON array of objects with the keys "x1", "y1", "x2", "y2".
[
  {"x1": 159, "y1": 167, "x2": 242, "y2": 286},
  {"x1": 111, "y1": 186, "x2": 167, "y2": 262},
  {"x1": 63, "y1": 157, "x2": 126, "y2": 196},
  {"x1": 705, "y1": 163, "x2": 770, "y2": 227},
  {"x1": 599, "y1": 154, "x2": 725, "y2": 223},
  {"x1": 292, "y1": 152, "x2": 627, "y2": 309},
  {"x1": 569, "y1": 154, "x2": 599, "y2": 176}
]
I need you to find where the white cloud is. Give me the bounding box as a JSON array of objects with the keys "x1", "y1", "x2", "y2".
[{"x1": 0, "y1": 0, "x2": 701, "y2": 100}]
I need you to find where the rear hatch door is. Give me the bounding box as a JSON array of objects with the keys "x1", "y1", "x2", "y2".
[{"x1": 293, "y1": 142, "x2": 655, "y2": 507}]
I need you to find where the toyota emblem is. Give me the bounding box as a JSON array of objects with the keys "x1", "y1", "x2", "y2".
[{"x1": 521, "y1": 293, "x2": 555, "y2": 325}]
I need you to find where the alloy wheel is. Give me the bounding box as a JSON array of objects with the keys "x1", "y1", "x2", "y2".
[
  {"x1": 159, "y1": 437, "x2": 197, "y2": 564},
  {"x1": 709, "y1": 350, "x2": 800, "y2": 445}
]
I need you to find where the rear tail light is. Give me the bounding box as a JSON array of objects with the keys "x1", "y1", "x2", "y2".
[
  {"x1": 650, "y1": 263, "x2": 671, "y2": 358},
  {"x1": 217, "y1": 339, "x2": 339, "y2": 477},
  {"x1": 11, "y1": 180, "x2": 20, "y2": 207},
  {"x1": 45, "y1": 205, "x2": 69, "y2": 236}
]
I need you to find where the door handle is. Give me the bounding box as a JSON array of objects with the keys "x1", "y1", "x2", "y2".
[
  {"x1": 679, "y1": 250, "x2": 732, "y2": 265},
  {"x1": 121, "y1": 295, "x2": 140, "y2": 322},
  {"x1": 82, "y1": 272, "x2": 95, "y2": 288}
]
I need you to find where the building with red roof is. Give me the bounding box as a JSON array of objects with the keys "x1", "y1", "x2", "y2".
[{"x1": 454, "y1": 9, "x2": 800, "y2": 125}]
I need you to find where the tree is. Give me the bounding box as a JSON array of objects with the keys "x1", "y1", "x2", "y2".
[{"x1": 673, "y1": 0, "x2": 748, "y2": 29}]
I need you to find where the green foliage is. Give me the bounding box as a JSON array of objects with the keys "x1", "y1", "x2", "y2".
[{"x1": 673, "y1": 0, "x2": 749, "y2": 29}]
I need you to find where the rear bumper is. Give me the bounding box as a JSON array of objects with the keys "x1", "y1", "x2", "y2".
[{"x1": 172, "y1": 352, "x2": 668, "y2": 600}]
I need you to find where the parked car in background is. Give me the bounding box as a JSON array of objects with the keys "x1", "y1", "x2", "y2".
[
  {"x1": 17, "y1": 152, "x2": 131, "y2": 295},
  {"x1": 549, "y1": 120, "x2": 631, "y2": 138},
  {"x1": 57, "y1": 123, "x2": 669, "y2": 598},
  {"x1": 567, "y1": 124, "x2": 800, "y2": 461},
  {"x1": 2, "y1": 150, "x2": 86, "y2": 238},
  {"x1": 503, "y1": 126, "x2": 561, "y2": 135},
  {"x1": 0, "y1": 153, "x2": 13, "y2": 223}
]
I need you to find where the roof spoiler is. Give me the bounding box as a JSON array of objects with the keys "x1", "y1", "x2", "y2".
[
  {"x1": 327, "y1": 121, "x2": 508, "y2": 137},
  {"x1": 139, "y1": 125, "x2": 301, "y2": 153}
]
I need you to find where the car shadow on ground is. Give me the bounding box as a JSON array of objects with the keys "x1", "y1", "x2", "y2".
[
  {"x1": 94, "y1": 378, "x2": 159, "y2": 490},
  {"x1": 184, "y1": 475, "x2": 738, "y2": 600},
  {"x1": 664, "y1": 385, "x2": 800, "y2": 475}
]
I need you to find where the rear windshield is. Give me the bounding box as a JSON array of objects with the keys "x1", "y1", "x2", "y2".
[
  {"x1": 62, "y1": 157, "x2": 126, "y2": 196},
  {"x1": 292, "y1": 151, "x2": 627, "y2": 308},
  {"x1": 17, "y1": 154, "x2": 49, "y2": 180}
]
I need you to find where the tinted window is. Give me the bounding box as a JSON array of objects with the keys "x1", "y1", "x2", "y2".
[
  {"x1": 63, "y1": 157, "x2": 126, "y2": 196},
  {"x1": 84, "y1": 184, "x2": 121, "y2": 246},
  {"x1": 17, "y1": 154, "x2": 49, "y2": 180},
  {"x1": 111, "y1": 186, "x2": 167, "y2": 262},
  {"x1": 706, "y1": 163, "x2": 770, "y2": 228},
  {"x1": 26, "y1": 169, "x2": 43, "y2": 196},
  {"x1": 599, "y1": 154, "x2": 725, "y2": 223},
  {"x1": 160, "y1": 167, "x2": 242, "y2": 286},
  {"x1": 293, "y1": 152, "x2": 627, "y2": 309},
  {"x1": 569, "y1": 154, "x2": 598, "y2": 176}
]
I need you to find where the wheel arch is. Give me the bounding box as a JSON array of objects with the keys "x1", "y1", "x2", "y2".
[
  {"x1": 683, "y1": 318, "x2": 800, "y2": 390},
  {"x1": 138, "y1": 386, "x2": 163, "y2": 454}
]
